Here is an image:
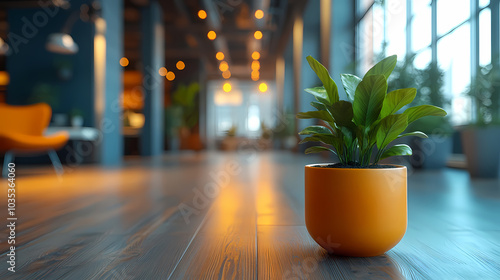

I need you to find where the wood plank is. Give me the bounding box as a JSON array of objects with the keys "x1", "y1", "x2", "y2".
[
  {"x1": 167, "y1": 155, "x2": 257, "y2": 279},
  {"x1": 258, "y1": 225, "x2": 406, "y2": 279},
  {"x1": 0, "y1": 153, "x2": 226, "y2": 279}
]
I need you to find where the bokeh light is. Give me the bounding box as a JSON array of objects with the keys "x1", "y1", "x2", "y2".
[
  {"x1": 216, "y1": 52, "x2": 225, "y2": 61},
  {"x1": 254, "y1": 31, "x2": 263, "y2": 40},
  {"x1": 255, "y1": 10, "x2": 264, "y2": 19},
  {"x1": 222, "y1": 70, "x2": 231, "y2": 79},
  {"x1": 219, "y1": 61, "x2": 229, "y2": 72},
  {"x1": 119, "y1": 57, "x2": 129, "y2": 67},
  {"x1": 198, "y1": 10, "x2": 207, "y2": 19},
  {"x1": 207, "y1": 31, "x2": 216, "y2": 40},
  {"x1": 166, "y1": 71, "x2": 175, "y2": 81},
  {"x1": 159, "y1": 67, "x2": 168, "y2": 76},
  {"x1": 176, "y1": 61, "x2": 185, "y2": 70},
  {"x1": 251, "y1": 51, "x2": 260, "y2": 60},
  {"x1": 259, "y1": 82, "x2": 268, "y2": 92},
  {"x1": 223, "y1": 82, "x2": 232, "y2": 92}
]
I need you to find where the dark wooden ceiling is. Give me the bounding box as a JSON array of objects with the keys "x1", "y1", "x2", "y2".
[{"x1": 0, "y1": 0, "x2": 308, "y2": 80}]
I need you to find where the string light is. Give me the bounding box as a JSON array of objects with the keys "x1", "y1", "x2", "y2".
[
  {"x1": 255, "y1": 10, "x2": 264, "y2": 19},
  {"x1": 207, "y1": 31, "x2": 217, "y2": 40},
  {"x1": 251, "y1": 51, "x2": 260, "y2": 60},
  {"x1": 254, "y1": 31, "x2": 262, "y2": 40},
  {"x1": 251, "y1": 60, "x2": 260, "y2": 71},
  {"x1": 176, "y1": 61, "x2": 185, "y2": 70},
  {"x1": 198, "y1": 10, "x2": 207, "y2": 19},
  {"x1": 259, "y1": 82, "x2": 268, "y2": 92},
  {"x1": 119, "y1": 57, "x2": 129, "y2": 67},
  {"x1": 216, "y1": 52, "x2": 225, "y2": 61},
  {"x1": 223, "y1": 82, "x2": 232, "y2": 92},
  {"x1": 159, "y1": 67, "x2": 167, "y2": 76},
  {"x1": 222, "y1": 70, "x2": 231, "y2": 79},
  {"x1": 219, "y1": 61, "x2": 229, "y2": 72},
  {"x1": 166, "y1": 71, "x2": 175, "y2": 81}
]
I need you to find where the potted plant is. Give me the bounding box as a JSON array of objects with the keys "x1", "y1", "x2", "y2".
[
  {"x1": 165, "y1": 82, "x2": 202, "y2": 150},
  {"x1": 221, "y1": 125, "x2": 239, "y2": 151},
  {"x1": 298, "y1": 55, "x2": 446, "y2": 257},
  {"x1": 461, "y1": 64, "x2": 500, "y2": 178},
  {"x1": 406, "y1": 62, "x2": 454, "y2": 169},
  {"x1": 70, "y1": 108, "x2": 84, "y2": 127}
]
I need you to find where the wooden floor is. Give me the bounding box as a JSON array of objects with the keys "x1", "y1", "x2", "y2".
[{"x1": 1, "y1": 151, "x2": 500, "y2": 279}]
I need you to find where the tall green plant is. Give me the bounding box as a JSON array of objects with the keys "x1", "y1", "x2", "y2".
[
  {"x1": 298, "y1": 55, "x2": 447, "y2": 167},
  {"x1": 466, "y1": 64, "x2": 500, "y2": 125},
  {"x1": 171, "y1": 82, "x2": 200, "y2": 128}
]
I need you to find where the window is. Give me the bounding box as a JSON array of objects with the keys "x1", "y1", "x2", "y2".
[
  {"x1": 438, "y1": 23, "x2": 471, "y2": 124},
  {"x1": 437, "y1": 0, "x2": 470, "y2": 36},
  {"x1": 412, "y1": 0, "x2": 432, "y2": 52},
  {"x1": 355, "y1": 0, "x2": 498, "y2": 125},
  {"x1": 385, "y1": 0, "x2": 407, "y2": 58},
  {"x1": 479, "y1": 8, "x2": 491, "y2": 66}
]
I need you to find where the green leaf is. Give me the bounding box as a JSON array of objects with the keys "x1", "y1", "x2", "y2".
[
  {"x1": 397, "y1": 131, "x2": 428, "y2": 139},
  {"x1": 353, "y1": 75, "x2": 387, "y2": 127},
  {"x1": 376, "y1": 114, "x2": 408, "y2": 149},
  {"x1": 380, "y1": 88, "x2": 417, "y2": 119},
  {"x1": 380, "y1": 144, "x2": 412, "y2": 160},
  {"x1": 299, "y1": 126, "x2": 332, "y2": 135},
  {"x1": 305, "y1": 87, "x2": 329, "y2": 102},
  {"x1": 403, "y1": 105, "x2": 447, "y2": 124},
  {"x1": 306, "y1": 56, "x2": 339, "y2": 104},
  {"x1": 299, "y1": 134, "x2": 337, "y2": 146},
  {"x1": 331, "y1": 101, "x2": 354, "y2": 127},
  {"x1": 305, "y1": 146, "x2": 337, "y2": 155},
  {"x1": 310, "y1": 101, "x2": 327, "y2": 111},
  {"x1": 364, "y1": 55, "x2": 398, "y2": 79},
  {"x1": 340, "y1": 74, "x2": 361, "y2": 102},
  {"x1": 296, "y1": 111, "x2": 334, "y2": 123}
]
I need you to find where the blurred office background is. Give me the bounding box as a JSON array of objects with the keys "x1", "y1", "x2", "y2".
[{"x1": 0, "y1": 0, "x2": 498, "y2": 176}]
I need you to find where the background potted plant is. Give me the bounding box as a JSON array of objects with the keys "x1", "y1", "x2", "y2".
[
  {"x1": 299, "y1": 55, "x2": 446, "y2": 257},
  {"x1": 461, "y1": 64, "x2": 500, "y2": 178},
  {"x1": 406, "y1": 62, "x2": 454, "y2": 169},
  {"x1": 70, "y1": 108, "x2": 84, "y2": 127},
  {"x1": 165, "y1": 82, "x2": 202, "y2": 150}
]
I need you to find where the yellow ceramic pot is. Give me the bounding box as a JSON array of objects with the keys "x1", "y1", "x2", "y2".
[{"x1": 305, "y1": 164, "x2": 407, "y2": 257}]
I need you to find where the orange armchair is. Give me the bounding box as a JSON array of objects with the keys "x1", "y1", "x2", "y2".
[{"x1": 0, "y1": 103, "x2": 69, "y2": 177}]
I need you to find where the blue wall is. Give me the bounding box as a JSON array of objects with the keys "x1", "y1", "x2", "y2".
[
  {"x1": 7, "y1": 0, "x2": 94, "y2": 126},
  {"x1": 299, "y1": 0, "x2": 321, "y2": 132}
]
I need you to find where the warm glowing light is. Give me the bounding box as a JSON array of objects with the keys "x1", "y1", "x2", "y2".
[
  {"x1": 0, "y1": 71, "x2": 9, "y2": 86},
  {"x1": 254, "y1": 31, "x2": 263, "y2": 40},
  {"x1": 176, "y1": 61, "x2": 185, "y2": 70},
  {"x1": 119, "y1": 57, "x2": 129, "y2": 67},
  {"x1": 251, "y1": 60, "x2": 260, "y2": 71},
  {"x1": 159, "y1": 67, "x2": 167, "y2": 76},
  {"x1": 223, "y1": 82, "x2": 232, "y2": 92},
  {"x1": 222, "y1": 70, "x2": 231, "y2": 79},
  {"x1": 166, "y1": 71, "x2": 175, "y2": 81},
  {"x1": 251, "y1": 70, "x2": 260, "y2": 81},
  {"x1": 255, "y1": 9, "x2": 264, "y2": 19},
  {"x1": 251, "y1": 51, "x2": 260, "y2": 60},
  {"x1": 198, "y1": 10, "x2": 207, "y2": 19},
  {"x1": 216, "y1": 52, "x2": 225, "y2": 61},
  {"x1": 219, "y1": 61, "x2": 229, "y2": 72},
  {"x1": 259, "y1": 82, "x2": 268, "y2": 92},
  {"x1": 207, "y1": 30, "x2": 217, "y2": 40}
]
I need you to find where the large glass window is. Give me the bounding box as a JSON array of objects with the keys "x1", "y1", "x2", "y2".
[
  {"x1": 356, "y1": 0, "x2": 497, "y2": 125},
  {"x1": 412, "y1": 0, "x2": 432, "y2": 52},
  {"x1": 438, "y1": 23, "x2": 471, "y2": 124},
  {"x1": 385, "y1": 0, "x2": 407, "y2": 58},
  {"x1": 437, "y1": 0, "x2": 470, "y2": 35},
  {"x1": 479, "y1": 8, "x2": 492, "y2": 66}
]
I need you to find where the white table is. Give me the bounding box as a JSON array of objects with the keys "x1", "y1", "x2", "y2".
[{"x1": 45, "y1": 127, "x2": 100, "y2": 164}]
